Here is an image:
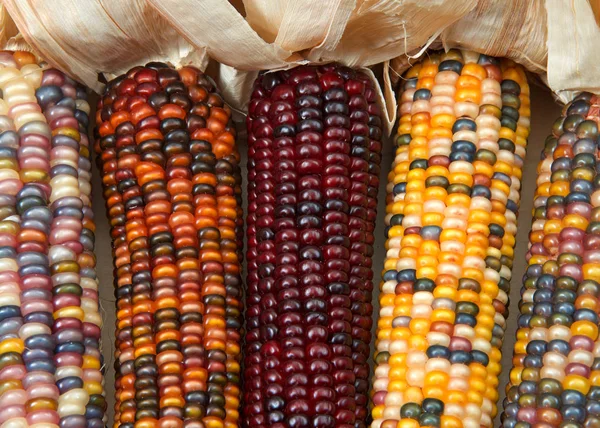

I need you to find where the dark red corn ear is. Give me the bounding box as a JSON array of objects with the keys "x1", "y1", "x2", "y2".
[{"x1": 243, "y1": 64, "x2": 382, "y2": 428}]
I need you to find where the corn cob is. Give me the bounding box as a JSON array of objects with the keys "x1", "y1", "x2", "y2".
[
  {"x1": 502, "y1": 92, "x2": 600, "y2": 428},
  {"x1": 371, "y1": 49, "x2": 530, "y2": 428},
  {"x1": 95, "y1": 63, "x2": 243, "y2": 428},
  {"x1": 0, "y1": 51, "x2": 105, "y2": 427},
  {"x1": 243, "y1": 64, "x2": 382, "y2": 428}
]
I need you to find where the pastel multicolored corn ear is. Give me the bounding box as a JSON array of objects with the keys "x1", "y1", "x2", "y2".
[
  {"x1": 371, "y1": 49, "x2": 530, "y2": 428},
  {"x1": 502, "y1": 93, "x2": 600, "y2": 428},
  {"x1": 0, "y1": 51, "x2": 105, "y2": 427}
]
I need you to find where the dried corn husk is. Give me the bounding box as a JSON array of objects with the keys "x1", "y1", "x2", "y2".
[
  {"x1": 442, "y1": 0, "x2": 547, "y2": 74},
  {"x1": 0, "y1": 4, "x2": 31, "y2": 52},
  {"x1": 2, "y1": 0, "x2": 478, "y2": 131},
  {"x1": 390, "y1": 0, "x2": 600, "y2": 107},
  {"x1": 4, "y1": 0, "x2": 600, "y2": 127},
  {"x1": 545, "y1": 0, "x2": 600, "y2": 103},
  {"x1": 2, "y1": 0, "x2": 199, "y2": 92}
]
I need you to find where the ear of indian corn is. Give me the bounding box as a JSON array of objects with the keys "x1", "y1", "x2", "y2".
[
  {"x1": 0, "y1": 51, "x2": 105, "y2": 427},
  {"x1": 94, "y1": 63, "x2": 243, "y2": 427},
  {"x1": 244, "y1": 64, "x2": 382, "y2": 428},
  {"x1": 371, "y1": 49, "x2": 531, "y2": 428},
  {"x1": 502, "y1": 93, "x2": 600, "y2": 428}
]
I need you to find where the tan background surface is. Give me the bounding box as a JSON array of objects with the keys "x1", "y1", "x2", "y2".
[{"x1": 92, "y1": 83, "x2": 563, "y2": 426}]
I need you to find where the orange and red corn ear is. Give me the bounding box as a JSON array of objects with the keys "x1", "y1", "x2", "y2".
[
  {"x1": 243, "y1": 64, "x2": 383, "y2": 427},
  {"x1": 0, "y1": 51, "x2": 105, "y2": 427},
  {"x1": 502, "y1": 93, "x2": 600, "y2": 427},
  {"x1": 370, "y1": 49, "x2": 530, "y2": 428},
  {"x1": 94, "y1": 63, "x2": 243, "y2": 428}
]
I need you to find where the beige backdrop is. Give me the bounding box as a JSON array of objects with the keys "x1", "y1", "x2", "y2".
[{"x1": 93, "y1": 83, "x2": 563, "y2": 427}]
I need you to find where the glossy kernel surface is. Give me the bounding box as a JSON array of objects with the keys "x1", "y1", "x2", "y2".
[
  {"x1": 243, "y1": 64, "x2": 383, "y2": 428},
  {"x1": 502, "y1": 92, "x2": 600, "y2": 428},
  {"x1": 0, "y1": 50, "x2": 105, "y2": 428},
  {"x1": 371, "y1": 50, "x2": 531, "y2": 428},
  {"x1": 95, "y1": 63, "x2": 243, "y2": 428}
]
